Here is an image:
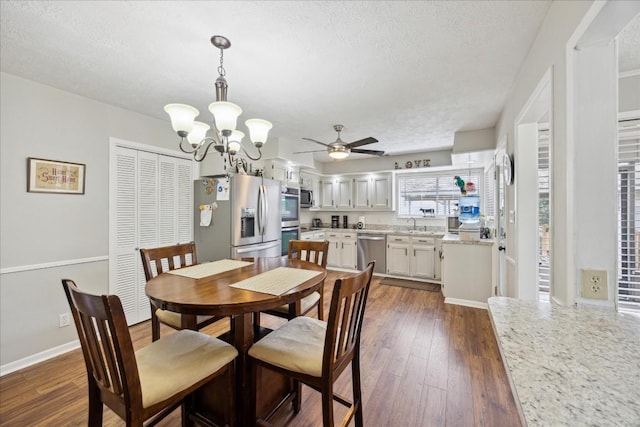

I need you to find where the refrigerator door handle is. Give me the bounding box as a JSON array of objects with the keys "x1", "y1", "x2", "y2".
[
  {"x1": 262, "y1": 184, "x2": 268, "y2": 235},
  {"x1": 235, "y1": 241, "x2": 279, "y2": 254},
  {"x1": 257, "y1": 184, "x2": 264, "y2": 235}
]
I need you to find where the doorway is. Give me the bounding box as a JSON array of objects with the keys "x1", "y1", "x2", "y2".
[{"x1": 514, "y1": 70, "x2": 553, "y2": 301}]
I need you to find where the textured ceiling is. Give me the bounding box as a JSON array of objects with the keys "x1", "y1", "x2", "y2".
[{"x1": 1, "y1": 1, "x2": 634, "y2": 163}]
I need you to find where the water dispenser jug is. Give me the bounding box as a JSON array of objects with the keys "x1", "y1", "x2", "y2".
[{"x1": 459, "y1": 194, "x2": 480, "y2": 223}]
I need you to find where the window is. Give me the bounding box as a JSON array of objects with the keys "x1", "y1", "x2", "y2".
[
  {"x1": 618, "y1": 118, "x2": 640, "y2": 313},
  {"x1": 538, "y1": 130, "x2": 550, "y2": 300},
  {"x1": 397, "y1": 168, "x2": 483, "y2": 217}
]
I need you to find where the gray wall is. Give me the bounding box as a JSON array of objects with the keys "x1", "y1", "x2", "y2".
[
  {"x1": 619, "y1": 74, "x2": 640, "y2": 113},
  {"x1": 0, "y1": 72, "x2": 176, "y2": 368}
]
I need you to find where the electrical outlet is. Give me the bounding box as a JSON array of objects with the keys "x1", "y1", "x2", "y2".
[
  {"x1": 59, "y1": 313, "x2": 71, "y2": 328},
  {"x1": 581, "y1": 269, "x2": 608, "y2": 300}
]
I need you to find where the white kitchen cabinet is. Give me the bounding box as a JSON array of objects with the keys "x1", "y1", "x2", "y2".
[
  {"x1": 263, "y1": 159, "x2": 299, "y2": 187},
  {"x1": 319, "y1": 177, "x2": 352, "y2": 209},
  {"x1": 387, "y1": 234, "x2": 411, "y2": 276},
  {"x1": 442, "y1": 238, "x2": 494, "y2": 306},
  {"x1": 410, "y1": 236, "x2": 435, "y2": 279},
  {"x1": 320, "y1": 180, "x2": 335, "y2": 209},
  {"x1": 370, "y1": 173, "x2": 392, "y2": 209},
  {"x1": 301, "y1": 230, "x2": 326, "y2": 241},
  {"x1": 326, "y1": 231, "x2": 357, "y2": 269},
  {"x1": 352, "y1": 173, "x2": 393, "y2": 210},
  {"x1": 434, "y1": 237, "x2": 443, "y2": 280}
]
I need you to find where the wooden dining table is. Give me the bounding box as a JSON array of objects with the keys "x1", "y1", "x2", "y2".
[{"x1": 145, "y1": 256, "x2": 327, "y2": 427}]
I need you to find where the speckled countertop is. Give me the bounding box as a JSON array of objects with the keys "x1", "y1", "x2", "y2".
[
  {"x1": 488, "y1": 297, "x2": 640, "y2": 426},
  {"x1": 442, "y1": 234, "x2": 495, "y2": 246}
]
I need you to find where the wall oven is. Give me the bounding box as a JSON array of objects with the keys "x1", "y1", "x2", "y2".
[
  {"x1": 281, "y1": 226, "x2": 300, "y2": 256},
  {"x1": 281, "y1": 186, "x2": 300, "y2": 228}
]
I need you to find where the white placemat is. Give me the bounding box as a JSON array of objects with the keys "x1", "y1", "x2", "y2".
[
  {"x1": 229, "y1": 267, "x2": 322, "y2": 295},
  {"x1": 166, "y1": 259, "x2": 253, "y2": 279}
]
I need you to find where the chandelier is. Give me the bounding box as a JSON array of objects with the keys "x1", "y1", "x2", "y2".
[{"x1": 164, "y1": 35, "x2": 272, "y2": 163}]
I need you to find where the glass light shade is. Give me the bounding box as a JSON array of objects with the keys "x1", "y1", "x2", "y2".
[
  {"x1": 245, "y1": 119, "x2": 273, "y2": 143},
  {"x1": 228, "y1": 140, "x2": 241, "y2": 155},
  {"x1": 187, "y1": 121, "x2": 210, "y2": 146},
  {"x1": 164, "y1": 103, "x2": 199, "y2": 134},
  {"x1": 227, "y1": 130, "x2": 244, "y2": 155},
  {"x1": 329, "y1": 148, "x2": 349, "y2": 159},
  {"x1": 208, "y1": 102, "x2": 242, "y2": 132},
  {"x1": 229, "y1": 130, "x2": 245, "y2": 143}
]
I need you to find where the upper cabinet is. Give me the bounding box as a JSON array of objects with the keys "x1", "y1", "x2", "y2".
[
  {"x1": 311, "y1": 172, "x2": 393, "y2": 211},
  {"x1": 263, "y1": 159, "x2": 299, "y2": 187},
  {"x1": 352, "y1": 173, "x2": 392, "y2": 210}
]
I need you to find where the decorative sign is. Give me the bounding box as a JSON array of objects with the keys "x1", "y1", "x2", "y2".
[
  {"x1": 27, "y1": 157, "x2": 85, "y2": 194},
  {"x1": 394, "y1": 159, "x2": 431, "y2": 170}
]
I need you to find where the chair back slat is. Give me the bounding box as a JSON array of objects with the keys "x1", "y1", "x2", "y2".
[
  {"x1": 140, "y1": 242, "x2": 198, "y2": 281},
  {"x1": 288, "y1": 240, "x2": 329, "y2": 268},
  {"x1": 62, "y1": 279, "x2": 141, "y2": 410},
  {"x1": 324, "y1": 262, "x2": 374, "y2": 375}
]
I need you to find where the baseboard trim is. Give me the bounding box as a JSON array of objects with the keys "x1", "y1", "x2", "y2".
[
  {"x1": 0, "y1": 340, "x2": 80, "y2": 377},
  {"x1": 444, "y1": 297, "x2": 488, "y2": 310}
]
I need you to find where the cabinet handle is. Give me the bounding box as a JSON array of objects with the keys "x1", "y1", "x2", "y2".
[
  {"x1": 342, "y1": 242, "x2": 344, "y2": 249},
  {"x1": 405, "y1": 248, "x2": 407, "y2": 256},
  {"x1": 414, "y1": 249, "x2": 416, "y2": 256}
]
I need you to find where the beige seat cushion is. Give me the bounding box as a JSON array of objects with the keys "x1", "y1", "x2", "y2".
[
  {"x1": 271, "y1": 291, "x2": 321, "y2": 315},
  {"x1": 136, "y1": 329, "x2": 238, "y2": 408},
  {"x1": 249, "y1": 316, "x2": 326, "y2": 377},
  {"x1": 156, "y1": 309, "x2": 214, "y2": 328}
]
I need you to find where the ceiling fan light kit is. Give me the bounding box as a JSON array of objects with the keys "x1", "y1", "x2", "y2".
[
  {"x1": 164, "y1": 35, "x2": 272, "y2": 163},
  {"x1": 296, "y1": 124, "x2": 384, "y2": 160}
]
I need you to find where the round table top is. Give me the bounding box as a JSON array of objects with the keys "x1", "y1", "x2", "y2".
[{"x1": 145, "y1": 257, "x2": 327, "y2": 317}]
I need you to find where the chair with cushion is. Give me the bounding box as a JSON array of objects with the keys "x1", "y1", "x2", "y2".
[
  {"x1": 248, "y1": 261, "x2": 375, "y2": 427},
  {"x1": 140, "y1": 241, "x2": 226, "y2": 341},
  {"x1": 62, "y1": 278, "x2": 238, "y2": 427},
  {"x1": 260, "y1": 239, "x2": 329, "y2": 323}
]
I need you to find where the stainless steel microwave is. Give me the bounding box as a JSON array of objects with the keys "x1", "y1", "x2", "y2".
[{"x1": 300, "y1": 189, "x2": 313, "y2": 208}]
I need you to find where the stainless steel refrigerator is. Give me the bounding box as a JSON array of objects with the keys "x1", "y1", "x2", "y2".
[{"x1": 194, "y1": 174, "x2": 282, "y2": 262}]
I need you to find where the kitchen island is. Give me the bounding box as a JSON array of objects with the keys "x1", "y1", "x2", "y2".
[{"x1": 488, "y1": 297, "x2": 640, "y2": 426}]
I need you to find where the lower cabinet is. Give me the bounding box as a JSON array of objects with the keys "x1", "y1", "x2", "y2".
[
  {"x1": 442, "y1": 240, "x2": 494, "y2": 304},
  {"x1": 387, "y1": 235, "x2": 411, "y2": 276},
  {"x1": 326, "y1": 231, "x2": 357, "y2": 269},
  {"x1": 386, "y1": 234, "x2": 440, "y2": 281}
]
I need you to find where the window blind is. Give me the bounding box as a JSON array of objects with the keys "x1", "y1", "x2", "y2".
[{"x1": 397, "y1": 168, "x2": 483, "y2": 217}]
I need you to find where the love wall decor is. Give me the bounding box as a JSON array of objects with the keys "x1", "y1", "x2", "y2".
[{"x1": 27, "y1": 157, "x2": 86, "y2": 194}]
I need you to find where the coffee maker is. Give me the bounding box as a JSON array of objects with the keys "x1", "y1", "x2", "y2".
[{"x1": 331, "y1": 215, "x2": 339, "y2": 228}]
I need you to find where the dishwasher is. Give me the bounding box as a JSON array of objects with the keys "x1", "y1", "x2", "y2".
[{"x1": 357, "y1": 233, "x2": 386, "y2": 274}]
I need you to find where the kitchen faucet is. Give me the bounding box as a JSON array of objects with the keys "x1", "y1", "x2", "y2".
[{"x1": 407, "y1": 218, "x2": 417, "y2": 230}]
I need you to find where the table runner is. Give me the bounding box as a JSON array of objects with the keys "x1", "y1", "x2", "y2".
[
  {"x1": 229, "y1": 267, "x2": 322, "y2": 295},
  {"x1": 166, "y1": 259, "x2": 253, "y2": 279}
]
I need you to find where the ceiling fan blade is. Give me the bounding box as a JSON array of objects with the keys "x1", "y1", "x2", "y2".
[
  {"x1": 351, "y1": 148, "x2": 385, "y2": 156},
  {"x1": 302, "y1": 137, "x2": 331, "y2": 147},
  {"x1": 346, "y1": 137, "x2": 378, "y2": 148}
]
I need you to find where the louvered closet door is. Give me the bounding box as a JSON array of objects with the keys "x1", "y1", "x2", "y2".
[
  {"x1": 110, "y1": 144, "x2": 193, "y2": 326},
  {"x1": 136, "y1": 151, "x2": 159, "y2": 323},
  {"x1": 112, "y1": 146, "x2": 143, "y2": 324}
]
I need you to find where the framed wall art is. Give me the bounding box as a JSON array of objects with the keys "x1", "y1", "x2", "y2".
[{"x1": 27, "y1": 157, "x2": 86, "y2": 194}]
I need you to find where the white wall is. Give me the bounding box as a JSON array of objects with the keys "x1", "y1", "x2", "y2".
[
  {"x1": 494, "y1": 0, "x2": 596, "y2": 305},
  {"x1": 0, "y1": 72, "x2": 177, "y2": 369}
]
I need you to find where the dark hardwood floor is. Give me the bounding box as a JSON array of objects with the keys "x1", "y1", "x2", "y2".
[{"x1": 0, "y1": 271, "x2": 521, "y2": 426}]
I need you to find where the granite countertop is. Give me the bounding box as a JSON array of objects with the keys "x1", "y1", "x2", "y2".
[
  {"x1": 442, "y1": 234, "x2": 495, "y2": 245},
  {"x1": 488, "y1": 297, "x2": 640, "y2": 426},
  {"x1": 300, "y1": 226, "x2": 445, "y2": 237}
]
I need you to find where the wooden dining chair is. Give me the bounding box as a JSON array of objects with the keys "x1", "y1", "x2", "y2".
[
  {"x1": 259, "y1": 239, "x2": 329, "y2": 324},
  {"x1": 248, "y1": 261, "x2": 375, "y2": 427},
  {"x1": 140, "y1": 241, "x2": 227, "y2": 341},
  {"x1": 62, "y1": 278, "x2": 238, "y2": 427}
]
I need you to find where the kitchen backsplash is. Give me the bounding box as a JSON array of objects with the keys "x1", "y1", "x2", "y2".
[{"x1": 300, "y1": 210, "x2": 446, "y2": 231}]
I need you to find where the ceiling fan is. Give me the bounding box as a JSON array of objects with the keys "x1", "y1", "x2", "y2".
[{"x1": 294, "y1": 124, "x2": 384, "y2": 159}]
